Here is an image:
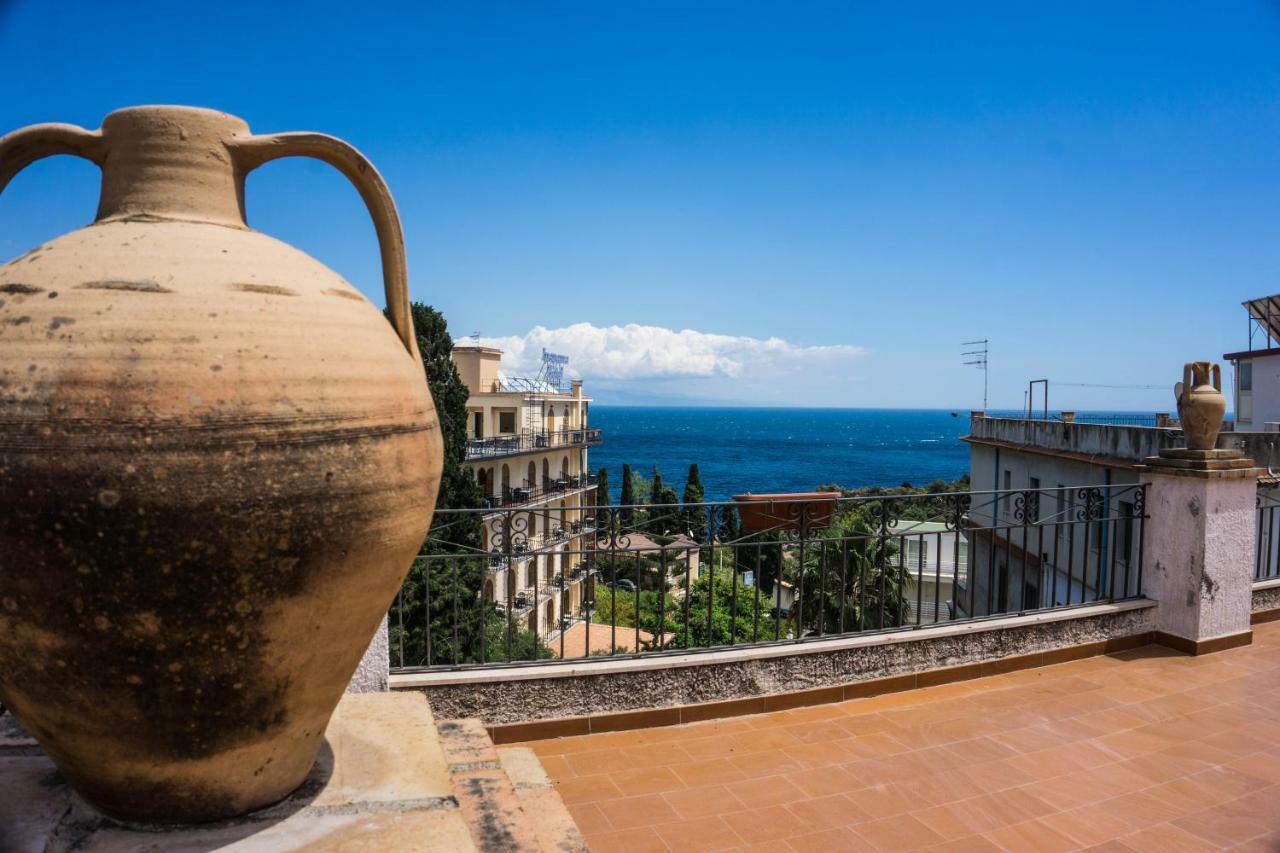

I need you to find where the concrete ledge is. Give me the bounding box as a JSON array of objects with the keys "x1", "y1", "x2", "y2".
[
  {"x1": 487, "y1": 632, "x2": 1155, "y2": 744},
  {"x1": 393, "y1": 600, "x2": 1157, "y2": 726},
  {"x1": 1253, "y1": 578, "x2": 1280, "y2": 618}
]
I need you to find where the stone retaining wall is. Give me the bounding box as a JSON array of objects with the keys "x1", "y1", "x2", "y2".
[{"x1": 393, "y1": 601, "x2": 1155, "y2": 725}]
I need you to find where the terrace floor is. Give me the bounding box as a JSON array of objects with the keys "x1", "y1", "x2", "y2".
[{"x1": 520, "y1": 621, "x2": 1280, "y2": 852}]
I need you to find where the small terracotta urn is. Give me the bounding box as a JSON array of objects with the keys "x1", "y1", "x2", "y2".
[
  {"x1": 0, "y1": 107, "x2": 442, "y2": 822},
  {"x1": 1175, "y1": 361, "x2": 1226, "y2": 451}
]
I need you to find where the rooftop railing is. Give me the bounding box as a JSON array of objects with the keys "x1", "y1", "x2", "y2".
[
  {"x1": 390, "y1": 485, "x2": 1148, "y2": 671},
  {"x1": 464, "y1": 427, "x2": 603, "y2": 461}
]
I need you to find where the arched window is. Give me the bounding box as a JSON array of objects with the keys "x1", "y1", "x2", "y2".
[
  {"x1": 501, "y1": 464, "x2": 510, "y2": 499},
  {"x1": 542, "y1": 458, "x2": 550, "y2": 488},
  {"x1": 527, "y1": 461, "x2": 536, "y2": 490}
]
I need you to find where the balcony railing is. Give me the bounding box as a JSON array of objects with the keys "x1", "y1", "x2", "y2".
[
  {"x1": 390, "y1": 485, "x2": 1148, "y2": 670},
  {"x1": 484, "y1": 473, "x2": 598, "y2": 510},
  {"x1": 464, "y1": 428, "x2": 603, "y2": 461}
]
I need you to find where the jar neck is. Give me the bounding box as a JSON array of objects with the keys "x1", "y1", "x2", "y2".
[{"x1": 94, "y1": 107, "x2": 250, "y2": 228}]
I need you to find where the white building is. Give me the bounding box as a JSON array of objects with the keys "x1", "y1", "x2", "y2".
[{"x1": 451, "y1": 345, "x2": 603, "y2": 642}]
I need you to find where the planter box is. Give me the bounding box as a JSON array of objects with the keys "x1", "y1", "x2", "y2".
[{"x1": 731, "y1": 492, "x2": 841, "y2": 534}]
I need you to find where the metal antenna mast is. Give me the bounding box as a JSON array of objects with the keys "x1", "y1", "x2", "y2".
[{"x1": 962, "y1": 339, "x2": 989, "y2": 411}]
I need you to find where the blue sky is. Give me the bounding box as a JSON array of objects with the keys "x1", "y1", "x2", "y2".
[{"x1": 2, "y1": 2, "x2": 1279, "y2": 409}]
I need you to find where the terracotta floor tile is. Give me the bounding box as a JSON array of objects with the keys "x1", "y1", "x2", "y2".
[
  {"x1": 836, "y1": 712, "x2": 903, "y2": 737},
  {"x1": 565, "y1": 802, "x2": 612, "y2": 836},
  {"x1": 651, "y1": 814, "x2": 741, "y2": 852},
  {"x1": 783, "y1": 764, "x2": 867, "y2": 798},
  {"x1": 785, "y1": 826, "x2": 878, "y2": 852},
  {"x1": 844, "y1": 782, "x2": 918, "y2": 819},
  {"x1": 588, "y1": 825, "x2": 671, "y2": 852},
  {"x1": 851, "y1": 814, "x2": 946, "y2": 851},
  {"x1": 670, "y1": 757, "x2": 749, "y2": 788},
  {"x1": 1037, "y1": 802, "x2": 1142, "y2": 848},
  {"x1": 659, "y1": 784, "x2": 746, "y2": 820},
  {"x1": 1093, "y1": 788, "x2": 1190, "y2": 830},
  {"x1": 610, "y1": 765, "x2": 688, "y2": 796},
  {"x1": 784, "y1": 792, "x2": 872, "y2": 831},
  {"x1": 1114, "y1": 822, "x2": 1221, "y2": 853},
  {"x1": 941, "y1": 736, "x2": 1019, "y2": 765},
  {"x1": 929, "y1": 836, "x2": 1005, "y2": 853},
  {"x1": 1172, "y1": 790, "x2": 1278, "y2": 847},
  {"x1": 726, "y1": 775, "x2": 809, "y2": 809},
  {"x1": 554, "y1": 773, "x2": 625, "y2": 805},
  {"x1": 522, "y1": 623, "x2": 1280, "y2": 851},
  {"x1": 726, "y1": 803, "x2": 795, "y2": 843},
  {"x1": 596, "y1": 792, "x2": 682, "y2": 830},
  {"x1": 959, "y1": 757, "x2": 1038, "y2": 793},
  {"x1": 983, "y1": 817, "x2": 1087, "y2": 853},
  {"x1": 1225, "y1": 750, "x2": 1280, "y2": 784}
]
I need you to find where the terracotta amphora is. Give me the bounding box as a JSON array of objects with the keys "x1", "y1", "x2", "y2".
[
  {"x1": 0, "y1": 107, "x2": 442, "y2": 823},
  {"x1": 1175, "y1": 361, "x2": 1226, "y2": 451}
]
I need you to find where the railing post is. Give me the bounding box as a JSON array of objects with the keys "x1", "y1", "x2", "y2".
[{"x1": 1138, "y1": 448, "x2": 1260, "y2": 653}]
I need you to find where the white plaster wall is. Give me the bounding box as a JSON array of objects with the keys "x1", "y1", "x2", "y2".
[
  {"x1": 1139, "y1": 472, "x2": 1255, "y2": 642},
  {"x1": 346, "y1": 615, "x2": 390, "y2": 693}
]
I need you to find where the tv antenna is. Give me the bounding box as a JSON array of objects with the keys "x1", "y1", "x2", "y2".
[{"x1": 962, "y1": 339, "x2": 989, "y2": 411}]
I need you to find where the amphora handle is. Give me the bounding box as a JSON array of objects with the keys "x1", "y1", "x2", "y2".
[
  {"x1": 0, "y1": 123, "x2": 105, "y2": 197},
  {"x1": 233, "y1": 132, "x2": 419, "y2": 361}
]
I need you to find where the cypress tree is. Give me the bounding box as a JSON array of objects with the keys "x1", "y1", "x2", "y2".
[
  {"x1": 383, "y1": 303, "x2": 486, "y2": 665},
  {"x1": 595, "y1": 466, "x2": 610, "y2": 506},
  {"x1": 682, "y1": 464, "x2": 705, "y2": 539},
  {"x1": 619, "y1": 464, "x2": 635, "y2": 526}
]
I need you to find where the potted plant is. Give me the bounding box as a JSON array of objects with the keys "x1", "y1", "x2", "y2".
[{"x1": 732, "y1": 492, "x2": 841, "y2": 534}]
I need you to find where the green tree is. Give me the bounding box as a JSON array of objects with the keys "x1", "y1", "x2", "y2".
[
  {"x1": 682, "y1": 464, "x2": 705, "y2": 538},
  {"x1": 664, "y1": 571, "x2": 780, "y2": 649},
  {"x1": 647, "y1": 466, "x2": 680, "y2": 533},
  {"x1": 595, "y1": 466, "x2": 610, "y2": 506},
  {"x1": 619, "y1": 464, "x2": 636, "y2": 526},
  {"x1": 384, "y1": 303, "x2": 487, "y2": 667},
  {"x1": 792, "y1": 511, "x2": 911, "y2": 637}
]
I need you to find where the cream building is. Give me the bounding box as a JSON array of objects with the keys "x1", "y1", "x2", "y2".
[{"x1": 451, "y1": 346, "x2": 603, "y2": 643}]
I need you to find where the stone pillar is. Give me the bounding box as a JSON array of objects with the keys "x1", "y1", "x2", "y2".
[
  {"x1": 346, "y1": 615, "x2": 391, "y2": 692},
  {"x1": 1138, "y1": 448, "x2": 1259, "y2": 654}
]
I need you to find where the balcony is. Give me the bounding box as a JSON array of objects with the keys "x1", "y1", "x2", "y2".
[
  {"x1": 465, "y1": 427, "x2": 603, "y2": 461},
  {"x1": 484, "y1": 473, "x2": 599, "y2": 511}
]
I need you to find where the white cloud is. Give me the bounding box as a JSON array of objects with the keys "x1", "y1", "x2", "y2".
[{"x1": 466, "y1": 322, "x2": 866, "y2": 383}]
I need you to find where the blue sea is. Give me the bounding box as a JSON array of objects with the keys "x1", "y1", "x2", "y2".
[{"x1": 588, "y1": 407, "x2": 973, "y2": 502}]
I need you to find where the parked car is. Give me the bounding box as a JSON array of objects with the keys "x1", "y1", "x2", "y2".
[{"x1": 606, "y1": 578, "x2": 637, "y2": 593}]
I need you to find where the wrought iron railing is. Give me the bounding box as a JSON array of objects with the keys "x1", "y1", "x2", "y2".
[
  {"x1": 464, "y1": 427, "x2": 603, "y2": 460},
  {"x1": 390, "y1": 485, "x2": 1147, "y2": 671},
  {"x1": 483, "y1": 473, "x2": 598, "y2": 510}
]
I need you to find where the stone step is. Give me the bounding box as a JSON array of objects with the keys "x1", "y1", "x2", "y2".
[
  {"x1": 437, "y1": 718, "x2": 541, "y2": 852},
  {"x1": 498, "y1": 747, "x2": 588, "y2": 853},
  {"x1": 436, "y1": 718, "x2": 585, "y2": 853}
]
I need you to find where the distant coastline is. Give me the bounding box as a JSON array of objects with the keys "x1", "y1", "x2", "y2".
[{"x1": 587, "y1": 406, "x2": 1164, "y2": 502}]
